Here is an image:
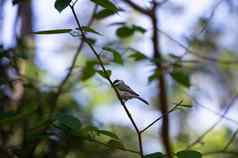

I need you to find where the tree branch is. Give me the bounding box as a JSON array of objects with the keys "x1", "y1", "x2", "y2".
[
  {"x1": 186, "y1": 96, "x2": 237, "y2": 149},
  {"x1": 69, "y1": 5, "x2": 144, "y2": 158},
  {"x1": 150, "y1": 2, "x2": 173, "y2": 157},
  {"x1": 223, "y1": 127, "x2": 238, "y2": 150},
  {"x1": 122, "y1": 0, "x2": 150, "y2": 15},
  {"x1": 88, "y1": 139, "x2": 140, "y2": 155},
  {"x1": 49, "y1": 5, "x2": 98, "y2": 114},
  {"x1": 140, "y1": 101, "x2": 182, "y2": 133}
]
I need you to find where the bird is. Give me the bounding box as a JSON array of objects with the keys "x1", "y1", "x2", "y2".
[{"x1": 112, "y1": 79, "x2": 149, "y2": 105}]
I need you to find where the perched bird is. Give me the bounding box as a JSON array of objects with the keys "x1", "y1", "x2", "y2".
[{"x1": 112, "y1": 79, "x2": 149, "y2": 105}]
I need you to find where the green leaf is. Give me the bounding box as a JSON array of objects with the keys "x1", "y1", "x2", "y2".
[
  {"x1": 148, "y1": 69, "x2": 161, "y2": 83},
  {"x1": 179, "y1": 104, "x2": 192, "y2": 108},
  {"x1": 133, "y1": 25, "x2": 146, "y2": 34},
  {"x1": 97, "y1": 70, "x2": 112, "y2": 79},
  {"x1": 54, "y1": 0, "x2": 72, "y2": 12},
  {"x1": 116, "y1": 26, "x2": 134, "y2": 38},
  {"x1": 176, "y1": 150, "x2": 202, "y2": 158},
  {"x1": 55, "y1": 113, "x2": 82, "y2": 133},
  {"x1": 0, "y1": 51, "x2": 5, "y2": 59},
  {"x1": 129, "y1": 49, "x2": 147, "y2": 61},
  {"x1": 0, "y1": 105, "x2": 38, "y2": 125},
  {"x1": 80, "y1": 60, "x2": 97, "y2": 81},
  {"x1": 95, "y1": 9, "x2": 116, "y2": 19},
  {"x1": 170, "y1": 69, "x2": 190, "y2": 87},
  {"x1": 0, "y1": 112, "x2": 17, "y2": 123},
  {"x1": 81, "y1": 26, "x2": 102, "y2": 35},
  {"x1": 107, "y1": 139, "x2": 124, "y2": 149},
  {"x1": 145, "y1": 152, "x2": 164, "y2": 158},
  {"x1": 33, "y1": 29, "x2": 72, "y2": 35},
  {"x1": 85, "y1": 37, "x2": 97, "y2": 45},
  {"x1": 103, "y1": 47, "x2": 123, "y2": 64},
  {"x1": 97, "y1": 130, "x2": 119, "y2": 140},
  {"x1": 91, "y1": 0, "x2": 118, "y2": 12},
  {"x1": 26, "y1": 131, "x2": 49, "y2": 143}
]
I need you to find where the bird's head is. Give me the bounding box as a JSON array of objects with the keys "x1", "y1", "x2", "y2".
[{"x1": 112, "y1": 79, "x2": 123, "y2": 87}]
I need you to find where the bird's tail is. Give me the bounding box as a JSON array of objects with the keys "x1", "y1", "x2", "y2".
[{"x1": 137, "y1": 96, "x2": 149, "y2": 105}]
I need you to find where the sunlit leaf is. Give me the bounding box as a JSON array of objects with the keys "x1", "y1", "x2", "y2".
[
  {"x1": 91, "y1": 0, "x2": 118, "y2": 12},
  {"x1": 116, "y1": 26, "x2": 134, "y2": 38},
  {"x1": 81, "y1": 26, "x2": 102, "y2": 35},
  {"x1": 97, "y1": 130, "x2": 119, "y2": 140},
  {"x1": 95, "y1": 9, "x2": 116, "y2": 19},
  {"x1": 97, "y1": 70, "x2": 112, "y2": 79},
  {"x1": 33, "y1": 29, "x2": 72, "y2": 35},
  {"x1": 170, "y1": 69, "x2": 190, "y2": 87},
  {"x1": 55, "y1": 0, "x2": 72, "y2": 12},
  {"x1": 179, "y1": 104, "x2": 192, "y2": 108},
  {"x1": 145, "y1": 152, "x2": 164, "y2": 158},
  {"x1": 176, "y1": 150, "x2": 202, "y2": 158},
  {"x1": 103, "y1": 47, "x2": 123, "y2": 64}
]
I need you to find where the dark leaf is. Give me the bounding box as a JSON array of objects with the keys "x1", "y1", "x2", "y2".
[
  {"x1": 148, "y1": 69, "x2": 161, "y2": 83},
  {"x1": 116, "y1": 26, "x2": 134, "y2": 38},
  {"x1": 103, "y1": 47, "x2": 123, "y2": 64},
  {"x1": 85, "y1": 37, "x2": 97, "y2": 45},
  {"x1": 91, "y1": 0, "x2": 118, "y2": 12},
  {"x1": 81, "y1": 26, "x2": 102, "y2": 35},
  {"x1": 80, "y1": 60, "x2": 97, "y2": 81},
  {"x1": 133, "y1": 25, "x2": 146, "y2": 34},
  {"x1": 95, "y1": 9, "x2": 116, "y2": 19},
  {"x1": 33, "y1": 29, "x2": 72, "y2": 35},
  {"x1": 97, "y1": 70, "x2": 112, "y2": 79},
  {"x1": 12, "y1": 0, "x2": 21, "y2": 5},
  {"x1": 129, "y1": 49, "x2": 147, "y2": 61},
  {"x1": 107, "y1": 139, "x2": 124, "y2": 149},
  {"x1": 26, "y1": 131, "x2": 49, "y2": 143},
  {"x1": 177, "y1": 150, "x2": 202, "y2": 158},
  {"x1": 170, "y1": 69, "x2": 190, "y2": 87},
  {"x1": 55, "y1": 0, "x2": 72, "y2": 12},
  {"x1": 55, "y1": 113, "x2": 82, "y2": 133},
  {"x1": 145, "y1": 152, "x2": 164, "y2": 158}
]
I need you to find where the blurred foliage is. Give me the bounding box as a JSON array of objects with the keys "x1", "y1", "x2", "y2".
[{"x1": 0, "y1": 0, "x2": 238, "y2": 158}]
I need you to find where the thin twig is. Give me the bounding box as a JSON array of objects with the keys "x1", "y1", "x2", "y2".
[
  {"x1": 87, "y1": 139, "x2": 140, "y2": 154},
  {"x1": 195, "y1": 99, "x2": 238, "y2": 125},
  {"x1": 186, "y1": 96, "x2": 238, "y2": 149},
  {"x1": 157, "y1": 28, "x2": 238, "y2": 65},
  {"x1": 49, "y1": 5, "x2": 98, "y2": 114},
  {"x1": 140, "y1": 101, "x2": 182, "y2": 133},
  {"x1": 69, "y1": 4, "x2": 144, "y2": 158},
  {"x1": 223, "y1": 127, "x2": 238, "y2": 151},
  {"x1": 195, "y1": 0, "x2": 225, "y2": 36},
  {"x1": 203, "y1": 150, "x2": 238, "y2": 156},
  {"x1": 122, "y1": 0, "x2": 150, "y2": 15}
]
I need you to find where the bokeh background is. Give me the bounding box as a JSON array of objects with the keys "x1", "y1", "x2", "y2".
[{"x1": 1, "y1": 0, "x2": 238, "y2": 157}]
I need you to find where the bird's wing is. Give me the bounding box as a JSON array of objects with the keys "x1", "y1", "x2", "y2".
[{"x1": 123, "y1": 85, "x2": 140, "y2": 96}]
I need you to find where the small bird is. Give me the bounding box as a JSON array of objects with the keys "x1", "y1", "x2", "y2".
[{"x1": 112, "y1": 79, "x2": 149, "y2": 105}]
